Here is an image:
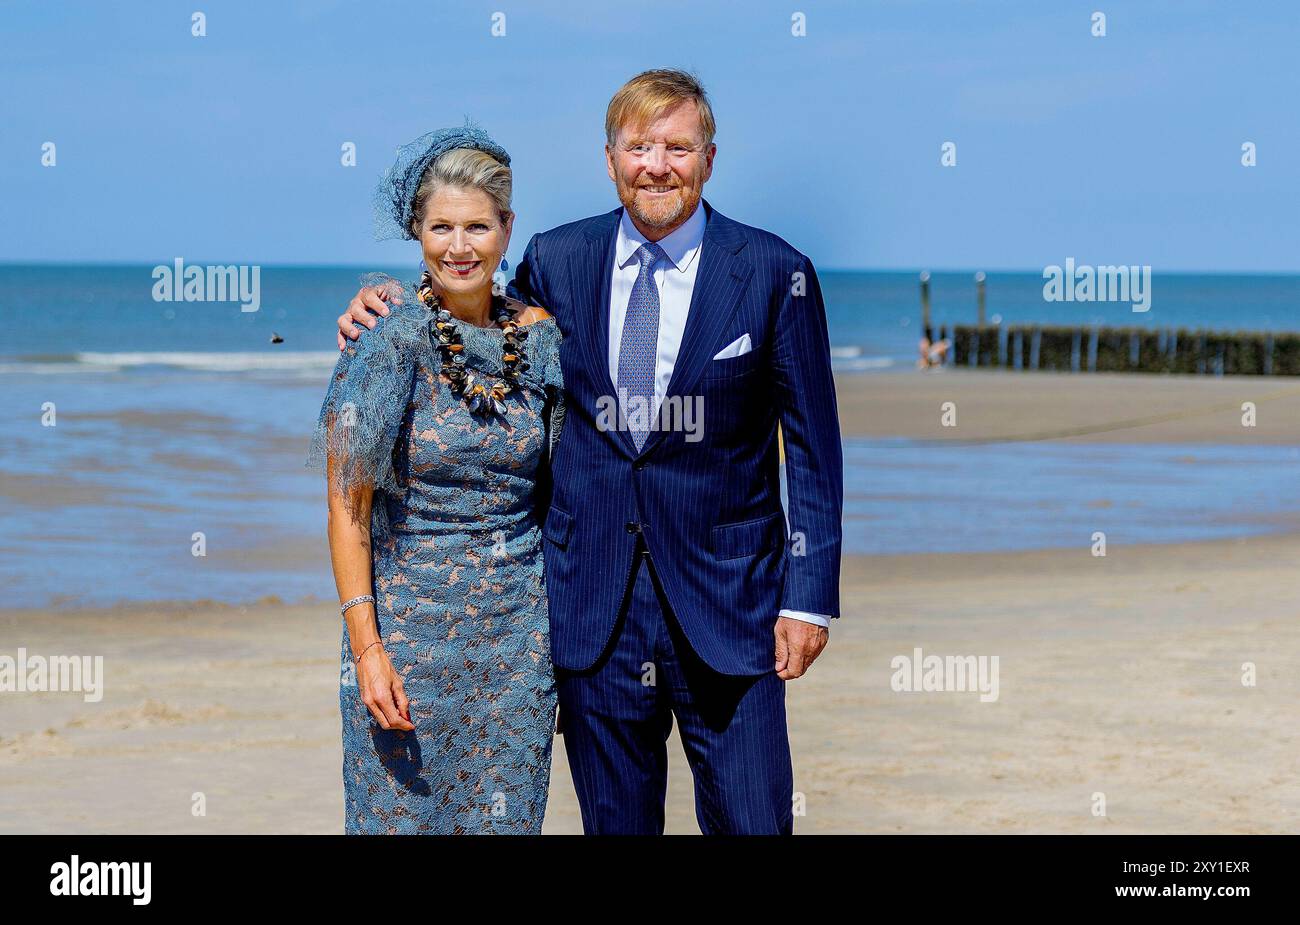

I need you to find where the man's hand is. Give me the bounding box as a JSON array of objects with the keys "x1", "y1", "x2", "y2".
[
  {"x1": 336, "y1": 284, "x2": 401, "y2": 351},
  {"x1": 774, "y1": 616, "x2": 828, "y2": 680}
]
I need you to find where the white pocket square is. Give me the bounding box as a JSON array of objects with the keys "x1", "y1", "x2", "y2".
[{"x1": 712, "y1": 333, "x2": 752, "y2": 360}]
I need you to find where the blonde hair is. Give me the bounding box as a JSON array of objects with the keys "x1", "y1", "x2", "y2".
[
  {"x1": 410, "y1": 147, "x2": 512, "y2": 235},
  {"x1": 605, "y1": 68, "x2": 715, "y2": 147}
]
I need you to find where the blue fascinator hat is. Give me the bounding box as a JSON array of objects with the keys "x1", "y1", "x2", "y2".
[{"x1": 374, "y1": 120, "x2": 512, "y2": 241}]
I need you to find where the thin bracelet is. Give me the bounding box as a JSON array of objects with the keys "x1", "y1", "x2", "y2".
[
  {"x1": 353, "y1": 640, "x2": 383, "y2": 664},
  {"x1": 340, "y1": 594, "x2": 375, "y2": 616}
]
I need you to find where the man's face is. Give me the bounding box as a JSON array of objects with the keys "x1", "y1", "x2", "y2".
[{"x1": 605, "y1": 100, "x2": 715, "y2": 236}]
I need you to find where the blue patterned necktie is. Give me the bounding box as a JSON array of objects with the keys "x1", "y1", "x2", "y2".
[{"x1": 617, "y1": 242, "x2": 666, "y2": 451}]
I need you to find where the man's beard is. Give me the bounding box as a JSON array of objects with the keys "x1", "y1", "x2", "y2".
[{"x1": 621, "y1": 184, "x2": 697, "y2": 230}]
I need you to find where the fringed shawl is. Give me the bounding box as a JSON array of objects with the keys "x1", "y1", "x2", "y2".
[{"x1": 306, "y1": 277, "x2": 564, "y2": 541}]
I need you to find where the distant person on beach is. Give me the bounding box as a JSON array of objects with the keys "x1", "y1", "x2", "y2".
[
  {"x1": 330, "y1": 69, "x2": 843, "y2": 835},
  {"x1": 918, "y1": 323, "x2": 950, "y2": 368}
]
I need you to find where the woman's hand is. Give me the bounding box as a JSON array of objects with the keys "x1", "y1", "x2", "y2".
[{"x1": 355, "y1": 644, "x2": 414, "y2": 731}]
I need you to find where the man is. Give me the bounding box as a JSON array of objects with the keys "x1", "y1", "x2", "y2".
[{"x1": 336, "y1": 69, "x2": 843, "y2": 834}]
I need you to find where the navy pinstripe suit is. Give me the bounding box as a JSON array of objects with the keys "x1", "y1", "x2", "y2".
[{"x1": 511, "y1": 200, "x2": 843, "y2": 833}]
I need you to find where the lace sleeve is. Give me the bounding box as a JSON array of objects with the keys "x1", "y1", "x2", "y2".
[
  {"x1": 541, "y1": 324, "x2": 565, "y2": 459},
  {"x1": 306, "y1": 295, "x2": 421, "y2": 528}
]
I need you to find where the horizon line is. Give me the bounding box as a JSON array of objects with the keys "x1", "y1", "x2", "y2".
[{"x1": 1, "y1": 261, "x2": 1298, "y2": 277}]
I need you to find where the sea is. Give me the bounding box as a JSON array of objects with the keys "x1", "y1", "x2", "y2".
[
  {"x1": 2, "y1": 264, "x2": 1298, "y2": 608},
  {"x1": 6, "y1": 265, "x2": 1300, "y2": 374}
]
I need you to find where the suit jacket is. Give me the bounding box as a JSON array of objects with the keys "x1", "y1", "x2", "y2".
[{"x1": 509, "y1": 199, "x2": 843, "y2": 676}]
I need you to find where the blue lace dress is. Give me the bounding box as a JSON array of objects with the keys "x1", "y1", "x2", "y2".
[{"x1": 309, "y1": 283, "x2": 563, "y2": 834}]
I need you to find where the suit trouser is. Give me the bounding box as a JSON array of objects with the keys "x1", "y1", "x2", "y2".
[{"x1": 555, "y1": 538, "x2": 794, "y2": 834}]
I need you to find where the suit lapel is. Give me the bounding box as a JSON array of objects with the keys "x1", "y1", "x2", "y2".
[{"x1": 638, "y1": 204, "x2": 752, "y2": 457}]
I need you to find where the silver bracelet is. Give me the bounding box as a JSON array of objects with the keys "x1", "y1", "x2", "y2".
[{"x1": 340, "y1": 594, "x2": 375, "y2": 616}]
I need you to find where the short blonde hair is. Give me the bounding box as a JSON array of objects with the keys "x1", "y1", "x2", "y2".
[
  {"x1": 605, "y1": 68, "x2": 715, "y2": 147},
  {"x1": 411, "y1": 147, "x2": 512, "y2": 235}
]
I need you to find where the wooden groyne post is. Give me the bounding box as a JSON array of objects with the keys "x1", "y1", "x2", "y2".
[
  {"x1": 919, "y1": 270, "x2": 931, "y2": 334},
  {"x1": 951, "y1": 324, "x2": 1300, "y2": 375}
]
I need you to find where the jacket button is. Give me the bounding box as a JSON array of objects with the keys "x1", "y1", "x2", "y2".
[
  {"x1": 625, "y1": 522, "x2": 641, "y2": 534},
  {"x1": 633, "y1": 460, "x2": 646, "y2": 471}
]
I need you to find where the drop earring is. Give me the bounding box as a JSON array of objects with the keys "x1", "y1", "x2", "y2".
[
  {"x1": 492, "y1": 256, "x2": 509, "y2": 298},
  {"x1": 418, "y1": 259, "x2": 433, "y2": 300}
]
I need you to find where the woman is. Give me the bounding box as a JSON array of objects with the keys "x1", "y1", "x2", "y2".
[{"x1": 308, "y1": 126, "x2": 563, "y2": 834}]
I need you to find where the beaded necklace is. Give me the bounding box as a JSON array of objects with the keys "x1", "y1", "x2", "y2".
[{"x1": 418, "y1": 275, "x2": 530, "y2": 416}]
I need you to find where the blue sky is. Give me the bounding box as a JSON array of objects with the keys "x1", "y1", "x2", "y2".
[{"x1": 1, "y1": 0, "x2": 1297, "y2": 271}]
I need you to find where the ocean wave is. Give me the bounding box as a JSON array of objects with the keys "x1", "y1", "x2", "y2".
[
  {"x1": 833, "y1": 355, "x2": 896, "y2": 371},
  {"x1": 830, "y1": 344, "x2": 902, "y2": 371},
  {"x1": 0, "y1": 351, "x2": 340, "y2": 375},
  {"x1": 0, "y1": 347, "x2": 893, "y2": 376}
]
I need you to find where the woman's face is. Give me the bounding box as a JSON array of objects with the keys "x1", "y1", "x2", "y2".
[{"x1": 417, "y1": 186, "x2": 513, "y2": 300}]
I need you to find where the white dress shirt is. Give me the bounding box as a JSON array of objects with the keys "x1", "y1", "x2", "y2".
[{"x1": 608, "y1": 206, "x2": 831, "y2": 632}]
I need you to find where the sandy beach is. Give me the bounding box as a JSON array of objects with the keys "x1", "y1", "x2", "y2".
[
  {"x1": 836, "y1": 368, "x2": 1300, "y2": 444},
  {"x1": 2, "y1": 369, "x2": 1298, "y2": 833}
]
